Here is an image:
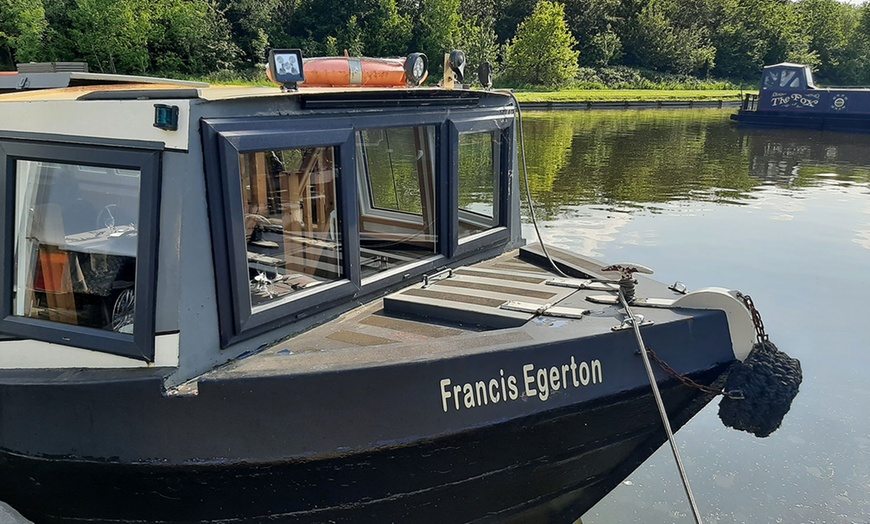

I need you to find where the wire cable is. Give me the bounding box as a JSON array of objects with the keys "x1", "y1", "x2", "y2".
[
  {"x1": 509, "y1": 92, "x2": 568, "y2": 278},
  {"x1": 619, "y1": 289, "x2": 704, "y2": 524}
]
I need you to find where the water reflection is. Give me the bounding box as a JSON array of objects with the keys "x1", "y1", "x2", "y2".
[
  {"x1": 519, "y1": 108, "x2": 870, "y2": 523},
  {"x1": 522, "y1": 109, "x2": 870, "y2": 213}
]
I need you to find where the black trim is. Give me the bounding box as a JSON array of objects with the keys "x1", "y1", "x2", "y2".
[
  {"x1": 450, "y1": 118, "x2": 514, "y2": 259},
  {"x1": 0, "y1": 130, "x2": 165, "y2": 151},
  {"x1": 203, "y1": 120, "x2": 359, "y2": 347},
  {"x1": 0, "y1": 140, "x2": 161, "y2": 361}
]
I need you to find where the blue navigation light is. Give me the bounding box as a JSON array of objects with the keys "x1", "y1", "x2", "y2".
[{"x1": 153, "y1": 104, "x2": 179, "y2": 131}]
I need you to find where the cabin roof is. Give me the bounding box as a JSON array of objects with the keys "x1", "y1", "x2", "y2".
[
  {"x1": 764, "y1": 62, "x2": 811, "y2": 70},
  {"x1": 0, "y1": 83, "x2": 502, "y2": 103}
]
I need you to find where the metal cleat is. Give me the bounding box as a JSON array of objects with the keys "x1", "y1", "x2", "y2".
[
  {"x1": 612, "y1": 314, "x2": 654, "y2": 331},
  {"x1": 501, "y1": 301, "x2": 589, "y2": 319},
  {"x1": 600, "y1": 263, "x2": 654, "y2": 280},
  {"x1": 600, "y1": 263, "x2": 653, "y2": 304},
  {"x1": 546, "y1": 277, "x2": 620, "y2": 292}
]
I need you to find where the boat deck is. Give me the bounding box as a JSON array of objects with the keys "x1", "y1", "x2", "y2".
[{"x1": 190, "y1": 246, "x2": 693, "y2": 385}]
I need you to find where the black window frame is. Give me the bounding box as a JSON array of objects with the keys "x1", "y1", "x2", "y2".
[
  {"x1": 202, "y1": 107, "x2": 513, "y2": 347},
  {"x1": 449, "y1": 117, "x2": 513, "y2": 259},
  {"x1": 203, "y1": 119, "x2": 358, "y2": 347},
  {"x1": 0, "y1": 138, "x2": 161, "y2": 361}
]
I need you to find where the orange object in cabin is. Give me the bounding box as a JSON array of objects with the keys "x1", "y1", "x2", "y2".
[{"x1": 300, "y1": 56, "x2": 417, "y2": 87}]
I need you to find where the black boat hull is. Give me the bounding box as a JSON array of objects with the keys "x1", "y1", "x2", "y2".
[
  {"x1": 0, "y1": 371, "x2": 724, "y2": 524},
  {"x1": 0, "y1": 303, "x2": 736, "y2": 523},
  {"x1": 731, "y1": 110, "x2": 870, "y2": 133}
]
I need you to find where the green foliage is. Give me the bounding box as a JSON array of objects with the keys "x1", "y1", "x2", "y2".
[
  {"x1": 416, "y1": 0, "x2": 461, "y2": 75},
  {"x1": 503, "y1": 1, "x2": 580, "y2": 87},
  {"x1": 339, "y1": 15, "x2": 365, "y2": 56},
  {"x1": 562, "y1": 0, "x2": 621, "y2": 66},
  {"x1": 218, "y1": 0, "x2": 286, "y2": 65},
  {"x1": 69, "y1": 0, "x2": 152, "y2": 73},
  {"x1": 572, "y1": 66, "x2": 740, "y2": 89},
  {"x1": 587, "y1": 27, "x2": 623, "y2": 67},
  {"x1": 622, "y1": 1, "x2": 715, "y2": 75},
  {"x1": 712, "y1": 0, "x2": 817, "y2": 80},
  {"x1": 150, "y1": 0, "x2": 239, "y2": 75},
  {"x1": 0, "y1": 0, "x2": 48, "y2": 66},
  {"x1": 456, "y1": 15, "x2": 501, "y2": 82},
  {"x1": 2, "y1": 0, "x2": 870, "y2": 88},
  {"x1": 796, "y1": 0, "x2": 859, "y2": 83}
]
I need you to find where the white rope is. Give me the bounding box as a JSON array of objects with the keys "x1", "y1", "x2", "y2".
[{"x1": 619, "y1": 289, "x2": 704, "y2": 524}]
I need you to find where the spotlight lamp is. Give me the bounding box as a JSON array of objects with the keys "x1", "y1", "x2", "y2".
[
  {"x1": 404, "y1": 53, "x2": 428, "y2": 86},
  {"x1": 478, "y1": 61, "x2": 494, "y2": 89},
  {"x1": 267, "y1": 49, "x2": 305, "y2": 92},
  {"x1": 449, "y1": 50, "x2": 466, "y2": 83}
]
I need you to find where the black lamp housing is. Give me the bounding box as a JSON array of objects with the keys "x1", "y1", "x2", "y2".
[
  {"x1": 448, "y1": 50, "x2": 466, "y2": 83},
  {"x1": 267, "y1": 49, "x2": 305, "y2": 91},
  {"x1": 404, "y1": 53, "x2": 428, "y2": 86},
  {"x1": 477, "y1": 61, "x2": 493, "y2": 89}
]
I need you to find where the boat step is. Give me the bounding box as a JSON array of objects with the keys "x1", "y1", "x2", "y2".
[{"x1": 383, "y1": 271, "x2": 576, "y2": 329}]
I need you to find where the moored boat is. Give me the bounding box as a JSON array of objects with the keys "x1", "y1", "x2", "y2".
[
  {"x1": 732, "y1": 62, "x2": 870, "y2": 132},
  {"x1": 0, "y1": 52, "x2": 799, "y2": 523}
]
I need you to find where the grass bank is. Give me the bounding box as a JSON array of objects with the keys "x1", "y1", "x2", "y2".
[{"x1": 512, "y1": 89, "x2": 747, "y2": 104}]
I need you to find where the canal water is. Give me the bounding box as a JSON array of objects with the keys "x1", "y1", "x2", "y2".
[{"x1": 518, "y1": 109, "x2": 870, "y2": 524}]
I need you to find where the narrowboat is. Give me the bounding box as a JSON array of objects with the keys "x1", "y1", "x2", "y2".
[
  {"x1": 732, "y1": 62, "x2": 870, "y2": 131},
  {"x1": 0, "y1": 52, "x2": 793, "y2": 523}
]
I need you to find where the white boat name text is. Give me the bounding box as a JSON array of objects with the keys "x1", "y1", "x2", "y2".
[{"x1": 439, "y1": 357, "x2": 603, "y2": 412}]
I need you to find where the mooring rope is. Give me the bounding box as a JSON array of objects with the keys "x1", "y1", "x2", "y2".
[
  {"x1": 618, "y1": 289, "x2": 704, "y2": 524},
  {"x1": 509, "y1": 92, "x2": 568, "y2": 278}
]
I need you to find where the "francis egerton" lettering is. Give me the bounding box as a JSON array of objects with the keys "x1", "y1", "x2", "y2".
[{"x1": 439, "y1": 357, "x2": 603, "y2": 412}]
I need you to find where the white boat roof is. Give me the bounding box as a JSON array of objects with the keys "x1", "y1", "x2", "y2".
[{"x1": 0, "y1": 72, "x2": 468, "y2": 103}]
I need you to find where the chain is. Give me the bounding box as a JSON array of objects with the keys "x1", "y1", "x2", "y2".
[
  {"x1": 645, "y1": 346, "x2": 744, "y2": 400},
  {"x1": 735, "y1": 291, "x2": 769, "y2": 345}
]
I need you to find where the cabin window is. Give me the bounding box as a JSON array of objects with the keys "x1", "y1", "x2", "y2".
[
  {"x1": 458, "y1": 131, "x2": 499, "y2": 239},
  {"x1": 239, "y1": 147, "x2": 342, "y2": 310},
  {"x1": 13, "y1": 161, "x2": 139, "y2": 332},
  {"x1": 763, "y1": 69, "x2": 803, "y2": 89},
  {"x1": 1, "y1": 140, "x2": 160, "y2": 361},
  {"x1": 356, "y1": 126, "x2": 438, "y2": 278},
  {"x1": 202, "y1": 105, "x2": 513, "y2": 347}
]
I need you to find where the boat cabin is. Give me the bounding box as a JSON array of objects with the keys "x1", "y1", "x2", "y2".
[
  {"x1": 0, "y1": 58, "x2": 520, "y2": 383},
  {"x1": 760, "y1": 63, "x2": 816, "y2": 91}
]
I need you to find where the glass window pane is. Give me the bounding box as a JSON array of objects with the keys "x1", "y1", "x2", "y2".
[
  {"x1": 356, "y1": 126, "x2": 437, "y2": 279},
  {"x1": 458, "y1": 131, "x2": 498, "y2": 239},
  {"x1": 240, "y1": 147, "x2": 342, "y2": 310},
  {"x1": 13, "y1": 161, "x2": 140, "y2": 333}
]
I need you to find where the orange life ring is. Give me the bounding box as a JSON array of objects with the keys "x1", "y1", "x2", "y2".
[{"x1": 301, "y1": 57, "x2": 421, "y2": 87}]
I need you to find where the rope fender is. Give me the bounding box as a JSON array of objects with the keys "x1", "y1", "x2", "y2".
[{"x1": 718, "y1": 340, "x2": 802, "y2": 438}]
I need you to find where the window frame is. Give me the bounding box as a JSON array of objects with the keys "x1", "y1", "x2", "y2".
[
  {"x1": 202, "y1": 107, "x2": 513, "y2": 347},
  {"x1": 203, "y1": 120, "x2": 359, "y2": 346},
  {"x1": 0, "y1": 139, "x2": 161, "y2": 361},
  {"x1": 449, "y1": 117, "x2": 513, "y2": 259}
]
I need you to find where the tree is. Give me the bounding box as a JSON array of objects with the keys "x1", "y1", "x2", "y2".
[
  {"x1": 504, "y1": 1, "x2": 579, "y2": 86},
  {"x1": 415, "y1": 0, "x2": 461, "y2": 74},
  {"x1": 621, "y1": 0, "x2": 715, "y2": 75},
  {"x1": 0, "y1": 0, "x2": 48, "y2": 67},
  {"x1": 455, "y1": 15, "x2": 500, "y2": 81},
  {"x1": 712, "y1": 0, "x2": 816, "y2": 80},
  {"x1": 218, "y1": 0, "x2": 286, "y2": 66},
  {"x1": 562, "y1": 0, "x2": 621, "y2": 66},
  {"x1": 149, "y1": 0, "x2": 239, "y2": 75},
  {"x1": 69, "y1": 0, "x2": 152, "y2": 73},
  {"x1": 796, "y1": 0, "x2": 859, "y2": 83}
]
